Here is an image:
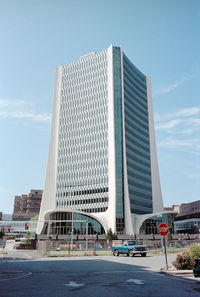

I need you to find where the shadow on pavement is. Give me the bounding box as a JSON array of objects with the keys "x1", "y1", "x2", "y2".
[{"x1": 0, "y1": 258, "x2": 200, "y2": 297}]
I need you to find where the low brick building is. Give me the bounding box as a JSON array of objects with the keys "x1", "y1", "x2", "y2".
[
  {"x1": 12, "y1": 189, "x2": 43, "y2": 221},
  {"x1": 165, "y1": 200, "x2": 200, "y2": 234}
]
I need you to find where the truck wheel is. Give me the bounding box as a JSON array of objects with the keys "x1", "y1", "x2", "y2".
[
  {"x1": 128, "y1": 249, "x2": 134, "y2": 257},
  {"x1": 141, "y1": 253, "x2": 146, "y2": 257},
  {"x1": 113, "y1": 249, "x2": 119, "y2": 256}
]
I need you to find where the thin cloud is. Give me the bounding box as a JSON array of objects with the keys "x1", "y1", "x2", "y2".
[
  {"x1": 159, "y1": 137, "x2": 200, "y2": 149},
  {"x1": 156, "y1": 106, "x2": 200, "y2": 154},
  {"x1": 175, "y1": 107, "x2": 200, "y2": 117},
  {"x1": 154, "y1": 107, "x2": 200, "y2": 122},
  {"x1": 158, "y1": 137, "x2": 200, "y2": 155},
  {"x1": 186, "y1": 173, "x2": 200, "y2": 179},
  {"x1": 0, "y1": 99, "x2": 51, "y2": 123},
  {"x1": 156, "y1": 119, "x2": 182, "y2": 130},
  {"x1": 153, "y1": 77, "x2": 190, "y2": 96},
  {"x1": 155, "y1": 107, "x2": 200, "y2": 131}
]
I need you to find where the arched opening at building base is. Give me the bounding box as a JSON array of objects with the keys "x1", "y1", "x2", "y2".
[
  {"x1": 139, "y1": 213, "x2": 175, "y2": 235},
  {"x1": 40, "y1": 211, "x2": 105, "y2": 236}
]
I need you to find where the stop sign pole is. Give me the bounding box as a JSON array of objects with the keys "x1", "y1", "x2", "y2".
[{"x1": 158, "y1": 223, "x2": 169, "y2": 269}]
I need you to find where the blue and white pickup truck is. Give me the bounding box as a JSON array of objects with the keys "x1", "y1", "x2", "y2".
[{"x1": 112, "y1": 240, "x2": 147, "y2": 257}]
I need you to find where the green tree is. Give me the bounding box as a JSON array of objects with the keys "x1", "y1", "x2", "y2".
[
  {"x1": 31, "y1": 215, "x2": 39, "y2": 221},
  {"x1": 24, "y1": 231, "x2": 31, "y2": 248},
  {"x1": 105, "y1": 228, "x2": 117, "y2": 242},
  {"x1": 189, "y1": 243, "x2": 200, "y2": 260},
  {"x1": 167, "y1": 231, "x2": 172, "y2": 241},
  {"x1": 0, "y1": 231, "x2": 5, "y2": 239}
]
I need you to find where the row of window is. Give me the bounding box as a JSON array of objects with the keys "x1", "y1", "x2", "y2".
[
  {"x1": 60, "y1": 99, "x2": 108, "y2": 114},
  {"x1": 58, "y1": 148, "x2": 108, "y2": 160},
  {"x1": 62, "y1": 84, "x2": 107, "y2": 99},
  {"x1": 126, "y1": 150, "x2": 151, "y2": 170},
  {"x1": 57, "y1": 160, "x2": 108, "y2": 171},
  {"x1": 58, "y1": 196, "x2": 109, "y2": 205},
  {"x1": 58, "y1": 140, "x2": 108, "y2": 155},
  {"x1": 80, "y1": 207, "x2": 108, "y2": 213},
  {"x1": 56, "y1": 201, "x2": 108, "y2": 214},
  {"x1": 126, "y1": 142, "x2": 150, "y2": 161},
  {"x1": 125, "y1": 122, "x2": 149, "y2": 145},
  {"x1": 59, "y1": 123, "x2": 108, "y2": 138},
  {"x1": 63, "y1": 60, "x2": 107, "y2": 79},
  {"x1": 124, "y1": 73, "x2": 147, "y2": 104},
  {"x1": 123, "y1": 54, "x2": 146, "y2": 84},
  {"x1": 127, "y1": 169, "x2": 151, "y2": 184},
  {"x1": 128, "y1": 178, "x2": 152, "y2": 192},
  {"x1": 61, "y1": 90, "x2": 107, "y2": 106},
  {"x1": 57, "y1": 170, "x2": 108, "y2": 182},
  {"x1": 60, "y1": 111, "x2": 107, "y2": 127},
  {"x1": 124, "y1": 92, "x2": 148, "y2": 122},
  {"x1": 57, "y1": 176, "x2": 108, "y2": 187},
  {"x1": 126, "y1": 148, "x2": 151, "y2": 174},
  {"x1": 129, "y1": 188, "x2": 152, "y2": 199},
  {"x1": 60, "y1": 101, "x2": 108, "y2": 118},
  {"x1": 131, "y1": 208, "x2": 152, "y2": 215},
  {"x1": 58, "y1": 159, "x2": 108, "y2": 171},
  {"x1": 130, "y1": 198, "x2": 152, "y2": 208},
  {"x1": 59, "y1": 125, "x2": 108, "y2": 141},
  {"x1": 123, "y1": 67, "x2": 147, "y2": 98},
  {"x1": 126, "y1": 132, "x2": 150, "y2": 154},
  {"x1": 61, "y1": 90, "x2": 108, "y2": 107},
  {"x1": 59, "y1": 187, "x2": 109, "y2": 197},
  {"x1": 124, "y1": 98, "x2": 148, "y2": 128},
  {"x1": 131, "y1": 202, "x2": 152, "y2": 213},
  {"x1": 62, "y1": 74, "x2": 107, "y2": 90},
  {"x1": 125, "y1": 114, "x2": 149, "y2": 138},
  {"x1": 57, "y1": 179, "x2": 108, "y2": 189},
  {"x1": 124, "y1": 82, "x2": 148, "y2": 114},
  {"x1": 126, "y1": 156, "x2": 151, "y2": 177},
  {"x1": 124, "y1": 101, "x2": 149, "y2": 130},
  {"x1": 58, "y1": 142, "x2": 108, "y2": 158}
]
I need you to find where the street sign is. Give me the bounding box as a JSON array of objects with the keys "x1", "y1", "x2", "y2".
[
  {"x1": 158, "y1": 224, "x2": 169, "y2": 269},
  {"x1": 158, "y1": 223, "x2": 169, "y2": 236}
]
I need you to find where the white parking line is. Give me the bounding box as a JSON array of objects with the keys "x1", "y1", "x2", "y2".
[
  {"x1": 0, "y1": 271, "x2": 32, "y2": 282},
  {"x1": 64, "y1": 281, "x2": 85, "y2": 287},
  {"x1": 126, "y1": 279, "x2": 144, "y2": 285}
]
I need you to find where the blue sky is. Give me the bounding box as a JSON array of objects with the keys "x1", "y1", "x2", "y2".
[{"x1": 0, "y1": 0, "x2": 199, "y2": 214}]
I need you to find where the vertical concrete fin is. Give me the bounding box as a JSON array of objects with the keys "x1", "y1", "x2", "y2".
[{"x1": 36, "y1": 66, "x2": 62, "y2": 234}]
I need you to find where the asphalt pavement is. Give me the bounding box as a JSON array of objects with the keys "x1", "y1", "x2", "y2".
[{"x1": 1, "y1": 241, "x2": 200, "y2": 297}]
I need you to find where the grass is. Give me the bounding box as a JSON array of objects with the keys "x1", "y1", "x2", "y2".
[
  {"x1": 148, "y1": 247, "x2": 189, "y2": 255},
  {"x1": 37, "y1": 246, "x2": 192, "y2": 258},
  {"x1": 46, "y1": 249, "x2": 113, "y2": 257}
]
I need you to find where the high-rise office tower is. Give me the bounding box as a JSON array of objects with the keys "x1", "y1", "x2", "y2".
[{"x1": 37, "y1": 45, "x2": 164, "y2": 236}]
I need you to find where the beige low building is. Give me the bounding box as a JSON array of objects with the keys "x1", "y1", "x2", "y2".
[{"x1": 12, "y1": 189, "x2": 42, "y2": 221}]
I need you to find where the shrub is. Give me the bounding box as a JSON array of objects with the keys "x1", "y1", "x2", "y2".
[
  {"x1": 0, "y1": 231, "x2": 5, "y2": 239},
  {"x1": 189, "y1": 243, "x2": 200, "y2": 260},
  {"x1": 172, "y1": 251, "x2": 193, "y2": 270}
]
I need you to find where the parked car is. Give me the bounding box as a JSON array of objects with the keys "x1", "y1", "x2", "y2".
[
  {"x1": 112, "y1": 240, "x2": 146, "y2": 257},
  {"x1": 193, "y1": 258, "x2": 200, "y2": 277}
]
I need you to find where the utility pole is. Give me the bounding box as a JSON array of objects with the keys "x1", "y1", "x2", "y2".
[
  {"x1": 71, "y1": 211, "x2": 74, "y2": 251},
  {"x1": 86, "y1": 221, "x2": 88, "y2": 251}
]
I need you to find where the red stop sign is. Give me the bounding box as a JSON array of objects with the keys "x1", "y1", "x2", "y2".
[{"x1": 158, "y1": 223, "x2": 169, "y2": 236}]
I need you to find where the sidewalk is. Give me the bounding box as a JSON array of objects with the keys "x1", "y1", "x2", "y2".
[{"x1": 161, "y1": 266, "x2": 193, "y2": 275}]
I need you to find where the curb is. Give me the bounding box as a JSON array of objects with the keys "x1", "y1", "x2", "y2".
[{"x1": 160, "y1": 268, "x2": 193, "y2": 275}]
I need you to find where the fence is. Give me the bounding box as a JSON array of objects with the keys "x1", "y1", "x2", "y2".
[
  {"x1": 37, "y1": 237, "x2": 200, "y2": 255},
  {"x1": 38, "y1": 239, "x2": 112, "y2": 256}
]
